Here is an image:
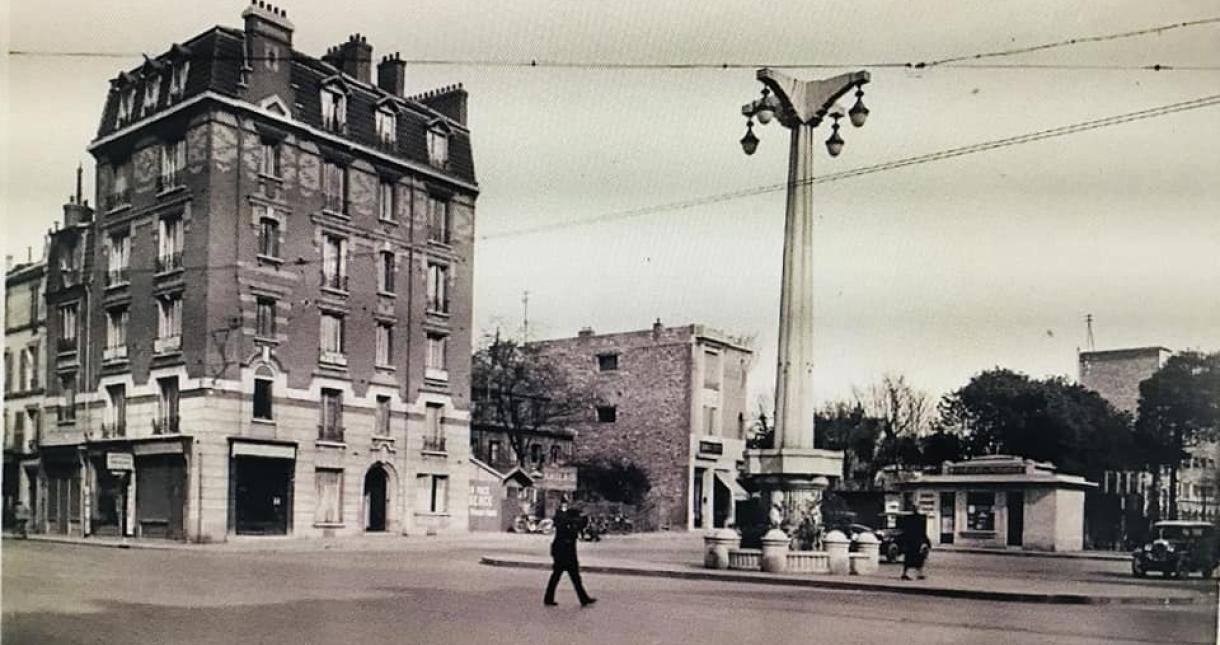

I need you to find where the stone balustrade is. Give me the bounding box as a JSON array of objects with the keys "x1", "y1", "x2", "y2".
[{"x1": 728, "y1": 548, "x2": 762, "y2": 570}]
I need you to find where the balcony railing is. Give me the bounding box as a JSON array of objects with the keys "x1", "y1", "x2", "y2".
[
  {"x1": 105, "y1": 190, "x2": 131, "y2": 211},
  {"x1": 376, "y1": 136, "x2": 397, "y2": 152},
  {"x1": 157, "y1": 171, "x2": 183, "y2": 193},
  {"x1": 317, "y1": 424, "x2": 345, "y2": 443},
  {"x1": 422, "y1": 435, "x2": 447, "y2": 453},
  {"x1": 156, "y1": 252, "x2": 183, "y2": 273},
  {"x1": 103, "y1": 344, "x2": 128, "y2": 362},
  {"x1": 154, "y1": 335, "x2": 182, "y2": 354},
  {"x1": 152, "y1": 416, "x2": 180, "y2": 435},
  {"x1": 106, "y1": 268, "x2": 130, "y2": 287},
  {"x1": 321, "y1": 272, "x2": 349, "y2": 291},
  {"x1": 426, "y1": 298, "x2": 450, "y2": 314},
  {"x1": 323, "y1": 193, "x2": 346, "y2": 214},
  {"x1": 60, "y1": 268, "x2": 81, "y2": 288},
  {"x1": 56, "y1": 337, "x2": 77, "y2": 353},
  {"x1": 101, "y1": 422, "x2": 126, "y2": 438}
]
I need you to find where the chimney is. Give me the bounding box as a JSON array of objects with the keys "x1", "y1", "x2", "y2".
[
  {"x1": 577, "y1": 327, "x2": 594, "y2": 338},
  {"x1": 652, "y1": 318, "x2": 663, "y2": 333},
  {"x1": 332, "y1": 34, "x2": 373, "y2": 84},
  {"x1": 377, "y1": 52, "x2": 406, "y2": 97},
  {"x1": 242, "y1": 1, "x2": 294, "y2": 46}
]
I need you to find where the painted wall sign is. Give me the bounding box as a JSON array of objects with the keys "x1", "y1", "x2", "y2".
[{"x1": 106, "y1": 453, "x2": 134, "y2": 471}]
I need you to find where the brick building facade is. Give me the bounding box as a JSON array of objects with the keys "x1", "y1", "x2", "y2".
[
  {"x1": 1079, "y1": 347, "x2": 1218, "y2": 521},
  {"x1": 31, "y1": 3, "x2": 478, "y2": 541},
  {"x1": 532, "y1": 322, "x2": 752, "y2": 531}
]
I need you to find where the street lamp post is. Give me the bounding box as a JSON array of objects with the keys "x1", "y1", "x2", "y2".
[{"x1": 740, "y1": 68, "x2": 871, "y2": 542}]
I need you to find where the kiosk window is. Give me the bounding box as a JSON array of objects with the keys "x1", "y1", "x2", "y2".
[{"x1": 966, "y1": 492, "x2": 995, "y2": 531}]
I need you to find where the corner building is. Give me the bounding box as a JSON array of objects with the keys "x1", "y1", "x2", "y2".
[{"x1": 38, "y1": 3, "x2": 477, "y2": 541}]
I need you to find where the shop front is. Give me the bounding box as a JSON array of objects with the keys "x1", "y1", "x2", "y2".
[
  {"x1": 229, "y1": 439, "x2": 296, "y2": 536},
  {"x1": 898, "y1": 455, "x2": 1097, "y2": 552},
  {"x1": 40, "y1": 447, "x2": 83, "y2": 536}
]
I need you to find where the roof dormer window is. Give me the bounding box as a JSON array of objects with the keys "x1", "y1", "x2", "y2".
[
  {"x1": 320, "y1": 83, "x2": 348, "y2": 134},
  {"x1": 143, "y1": 72, "x2": 162, "y2": 115},
  {"x1": 427, "y1": 122, "x2": 451, "y2": 168},
  {"x1": 375, "y1": 106, "x2": 396, "y2": 149},
  {"x1": 168, "y1": 60, "x2": 190, "y2": 101},
  {"x1": 117, "y1": 87, "x2": 136, "y2": 126}
]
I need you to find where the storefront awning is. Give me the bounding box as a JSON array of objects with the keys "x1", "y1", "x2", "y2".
[{"x1": 715, "y1": 470, "x2": 749, "y2": 501}]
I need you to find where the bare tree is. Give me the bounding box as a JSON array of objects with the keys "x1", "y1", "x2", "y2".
[
  {"x1": 854, "y1": 373, "x2": 932, "y2": 441},
  {"x1": 471, "y1": 332, "x2": 595, "y2": 468}
]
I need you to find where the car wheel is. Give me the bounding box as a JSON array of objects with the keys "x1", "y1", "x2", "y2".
[
  {"x1": 1203, "y1": 565, "x2": 1216, "y2": 579},
  {"x1": 1132, "y1": 560, "x2": 1146, "y2": 578},
  {"x1": 885, "y1": 544, "x2": 899, "y2": 563}
]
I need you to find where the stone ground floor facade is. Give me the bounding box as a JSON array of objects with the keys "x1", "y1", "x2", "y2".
[{"x1": 26, "y1": 374, "x2": 471, "y2": 542}]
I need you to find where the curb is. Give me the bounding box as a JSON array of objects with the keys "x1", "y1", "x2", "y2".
[
  {"x1": 479, "y1": 556, "x2": 1212, "y2": 606},
  {"x1": 935, "y1": 546, "x2": 1130, "y2": 562}
]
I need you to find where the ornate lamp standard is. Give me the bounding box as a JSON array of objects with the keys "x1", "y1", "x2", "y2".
[{"x1": 739, "y1": 68, "x2": 871, "y2": 542}]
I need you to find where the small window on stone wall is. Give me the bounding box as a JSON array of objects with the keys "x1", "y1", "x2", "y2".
[{"x1": 596, "y1": 405, "x2": 617, "y2": 423}]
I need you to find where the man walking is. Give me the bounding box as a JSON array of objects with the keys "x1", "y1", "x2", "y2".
[{"x1": 544, "y1": 497, "x2": 596, "y2": 607}]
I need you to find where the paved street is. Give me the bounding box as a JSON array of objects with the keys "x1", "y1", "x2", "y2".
[{"x1": 3, "y1": 537, "x2": 1215, "y2": 645}]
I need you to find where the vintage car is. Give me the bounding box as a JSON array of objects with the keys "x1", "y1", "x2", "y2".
[
  {"x1": 875, "y1": 512, "x2": 932, "y2": 563},
  {"x1": 1132, "y1": 520, "x2": 1219, "y2": 578}
]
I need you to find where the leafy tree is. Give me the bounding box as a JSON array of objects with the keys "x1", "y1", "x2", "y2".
[
  {"x1": 937, "y1": 368, "x2": 1135, "y2": 479},
  {"x1": 573, "y1": 456, "x2": 651, "y2": 505},
  {"x1": 814, "y1": 402, "x2": 882, "y2": 488},
  {"x1": 918, "y1": 430, "x2": 967, "y2": 466},
  {"x1": 471, "y1": 332, "x2": 594, "y2": 468},
  {"x1": 745, "y1": 394, "x2": 774, "y2": 450},
  {"x1": 1134, "y1": 351, "x2": 1220, "y2": 519}
]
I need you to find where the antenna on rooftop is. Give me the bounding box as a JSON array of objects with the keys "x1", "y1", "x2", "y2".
[
  {"x1": 522, "y1": 290, "x2": 530, "y2": 342},
  {"x1": 1084, "y1": 313, "x2": 1095, "y2": 352}
]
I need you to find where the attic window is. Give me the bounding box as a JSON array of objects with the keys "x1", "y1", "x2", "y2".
[
  {"x1": 375, "y1": 107, "x2": 396, "y2": 149},
  {"x1": 169, "y1": 61, "x2": 190, "y2": 100},
  {"x1": 117, "y1": 87, "x2": 136, "y2": 125},
  {"x1": 143, "y1": 73, "x2": 161, "y2": 115},
  {"x1": 321, "y1": 86, "x2": 347, "y2": 134},
  {"x1": 427, "y1": 124, "x2": 449, "y2": 168}
]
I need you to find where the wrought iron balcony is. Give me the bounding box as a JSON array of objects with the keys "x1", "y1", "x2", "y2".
[
  {"x1": 56, "y1": 337, "x2": 78, "y2": 353},
  {"x1": 422, "y1": 435, "x2": 447, "y2": 453},
  {"x1": 156, "y1": 252, "x2": 183, "y2": 273},
  {"x1": 317, "y1": 424, "x2": 345, "y2": 443},
  {"x1": 152, "y1": 416, "x2": 180, "y2": 435},
  {"x1": 321, "y1": 271, "x2": 349, "y2": 291},
  {"x1": 106, "y1": 268, "x2": 130, "y2": 287},
  {"x1": 103, "y1": 344, "x2": 128, "y2": 362},
  {"x1": 105, "y1": 190, "x2": 131, "y2": 212},
  {"x1": 323, "y1": 193, "x2": 346, "y2": 214},
  {"x1": 101, "y1": 422, "x2": 127, "y2": 438}
]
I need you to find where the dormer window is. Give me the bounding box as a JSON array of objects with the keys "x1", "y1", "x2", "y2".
[
  {"x1": 375, "y1": 107, "x2": 396, "y2": 149},
  {"x1": 427, "y1": 123, "x2": 450, "y2": 168},
  {"x1": 117, "y1": 87, "x2": 136, "y2": 125},
  {"x1": 169, "y1": 60, "x2": 190, "y2": 100},
  {"x1": 143, "y1": 73, "x2": 161, "y2": 115},
  {"x1": 321, "y1": 85, "x2": 347, "y2": 134}
]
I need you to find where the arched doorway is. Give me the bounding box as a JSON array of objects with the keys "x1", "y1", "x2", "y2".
[{"x1": 364, "y1": 465, "x2": 388, "y2": 532}]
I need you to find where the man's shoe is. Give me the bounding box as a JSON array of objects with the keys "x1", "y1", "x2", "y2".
[
  {"x1": 544, "y1": 601, "x2": 558, "y2": 607},
  {"x1": 900, "y1": 574, "x2": 912, "y2": 580},
  {"x1": 581, "y1": 598, "x2": 598, "y2": 607}
]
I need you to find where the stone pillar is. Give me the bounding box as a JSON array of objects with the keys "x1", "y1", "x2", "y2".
[
  {"x1": 703, "y1": 528, "x2": 740, "y2": 569},
  {"x1": 760, "y1": 528, "x2": 791, "y2": 573},
  {"x1": 825, "y1": 529, "x2": 850, "y2": 575},
  {"x1": 853, "y1": 531, "x2": 880, "y2": 575}
]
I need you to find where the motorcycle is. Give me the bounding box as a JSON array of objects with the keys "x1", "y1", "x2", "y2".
[
  {"x1": 511, "y1": 514, "x2": 554, "y2": 535},
  {"x1": 580, "y1": 516, "x2": 605, "y2": 542}
]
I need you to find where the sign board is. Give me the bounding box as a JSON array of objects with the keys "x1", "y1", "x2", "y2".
[
  {"x1": 698, "y1": 440, "x2": 724, "y2": 456},
  {"x1": 231, "y1": 441, "x2": 297, "y2": 460},
  {"x1": 917, "y1": 491, "x2": 937, "y2": 514},
  {"x1": 468, "y1": 484, "x2": 498, "y2": 518},
  {"x1": 946, "y1": 464, "x2": 1026, "y2": 475},
  {"x1": 106, "y1": 453, "x2": 134, "y2": 471}
]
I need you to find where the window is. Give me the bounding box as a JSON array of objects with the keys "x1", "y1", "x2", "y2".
[
  {"x1": 109, "y1": 161, "x2": 131, "y2": 210},
  {"x1": 157, "y1": 215, "x2": 183, "y2": 272},
  {"x1": 253, "y1": 378, "x2": 273, "y2": 421},
  {"x1": 159, "y1": 139, "x2": 186, "y2": 191},
  {"x1": 378, "y1": 251, "x2": 395, "y2": 292},
  {"x1": 375, "y1": 108, "x2": 396, "y2": 147},
  {"x1": 314, "y1": 469, "x2": 343, "y2": 524},
  {"x1": 427, "y1": 196, "x2": 449, "y2": 244},
  {"x1": 426, "y1": 263, "x2": 449, "y2": 313},
  {"x1": 550, "y1": 445, "x2": 562, "y2": 464},
  {"x1": 703, "y1": 405, "x2": 719, "y2": 436},
  {"x1": 106, "y1": 384, "x2": 127, "y2": 436},
  {"x1": 17, "y1": 350, "x2": 28, "y2": 391},
  {"x1": 488, "y1": 440, "x2": 501, "y2": 465},
  {"x1": 321, "y1": 234, "x2": 347, "y2": 290},
  {"x1": 319, "y1": 312, "x2": 345, "y2": 363},
  {"x1": 966, "y1": 492, "x2": 995, "y2": 532},
  {"x1": 118, "y1": 87, "x2": 136, "y2": 125},
  {"x1": 260, "y1": 142, "x2": 281, "y2": 177},
  {"x1": 378, "y1": 180, "x2": 395, "y2": 222},
  {"x1": 143, "y1": 73, "x2": 161, "y2": 114},
  {"x1": 256, "y1": 297, "x2": 276, "y2": 339},
  {"x1": 322, "y1": 162, "x2": 347, "y2": 213},
  {"x1": 375, "y1": 396, "x2": 391, "y2": 436},
  {"x1": 320, "y1": 88, "x2": 346, "y2": 133},
  {"x1": 426, "y1": 333, "x2": 448, "y2": 375},
  {"x1": 105, "y1": 231, "x2": 131, "y2": 286},
  {"x1": 427, "y1": 126, "x2": 449, "y2": 167},
  {"x1": 530, "y1": 444, "x2": 543, "y2": 465},
  {"x1": 423, "y1": 403, "x2": 445, "y2": 452},
  {"x1": 596, "y1": 405, "x2": 617, "y2": 423},
  {"x1": 59, "y1": 374, "x2": 77, "y2": 423},
  {"x1": 157, "y1": 294, "x2": 182, "y2": 352},
  {"x1": 375, "y1": 322, "x2": 393, "y2": 366},
  {"x1": 258, "y1": 215, "x2": 280, "y2": 259},
  {"x1": 105, "y1": 307, "x2": 128, "y2": 359},
  {"x1": 25, "y1": 345, "x2": 38, "y2": 390},
  {"x1": 3, "y1": 353, "x2": 9, "y2": 393},
  {"x1": 58, "y1": 304, "x2": 78, "y2": 351},
  {"x1": 416, "y1": 474, "x2": 449, "y2": 514},
  {"x1": 156, "y1": 377, "x2": 179, "y2": 434},
  {"x1": 319, "y1": 388, "x2": 343, "y2": 441},
  {"x1": 597, "y1": 353, "x2": 618, "y2": 372},
  {"x1": 703, "y1": 350, "x2": 721, "y2": 390},
  {"x1": 169, "y1": 60, "x2": 190, "y2": 100}
]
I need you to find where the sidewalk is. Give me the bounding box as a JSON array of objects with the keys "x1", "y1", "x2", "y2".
[
  {"x1": 4, "y1": 530, "x2": 534, "y2": 553},
  {"x1": 480, "y1": 552, "x2": 1217, "y2": 606},
  {"x1": 933, "y1": 544, "x2": 1131, "y2": 562}
]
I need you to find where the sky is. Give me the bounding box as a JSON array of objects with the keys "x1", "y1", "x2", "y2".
[{"x1": 2, "y1": 1, "x2": 1218, "y2": 410}]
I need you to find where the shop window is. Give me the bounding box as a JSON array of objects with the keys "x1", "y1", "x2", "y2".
[
  {"x1": 966, "y1": 492, "x2": 995, "y2": 532},
  {"x1": 314, "y1": 468, "x2": 343, "y2": 524}
]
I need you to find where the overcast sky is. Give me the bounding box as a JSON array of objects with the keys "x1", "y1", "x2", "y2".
[{"x1": 3, "y1": 1, "x2": 1218, "y2": 409}]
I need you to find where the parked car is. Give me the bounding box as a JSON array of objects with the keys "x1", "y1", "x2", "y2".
[
  {"x1": 876, "y1": 513, "x2": 931, "y2": 563},
  {"x1": 1132, "y1": 520, "x2": 1219, "y2": 578}
]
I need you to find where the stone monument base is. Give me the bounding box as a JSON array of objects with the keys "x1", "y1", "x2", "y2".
[{"x1": 743, "y1": 447, "x2": 843, "y2": 547}]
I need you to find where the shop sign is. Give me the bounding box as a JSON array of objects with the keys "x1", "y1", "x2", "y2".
[
  {"x1": 947, "y1": 464, "x2": 1026, "y2": 475},
  {"x1": 698, "y1": 440, "x2": 724, "y2": 456},
  {"x1": 917, "y1": 492, "x2": 936, "y2": 513},
  {"x1": 106, "y1": 453, "x2": 134, "y2": 471}
]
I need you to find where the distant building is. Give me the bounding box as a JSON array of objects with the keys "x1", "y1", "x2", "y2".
[
  {"x1": 4, "y1": 253, "x2": 46, "y2": 526},
  {"x1": 468, "y1": 424, "x2": 577, "y2": 530},
  {"x1": 532, "y1": 322, "x2": 752, "y2": 531},
  {"x1": 1079, "y1": 347, "x2": 1217, "y2": 521},
  {"x1": 31, "y1": 3, "x2": 478, "y2": 541}
]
